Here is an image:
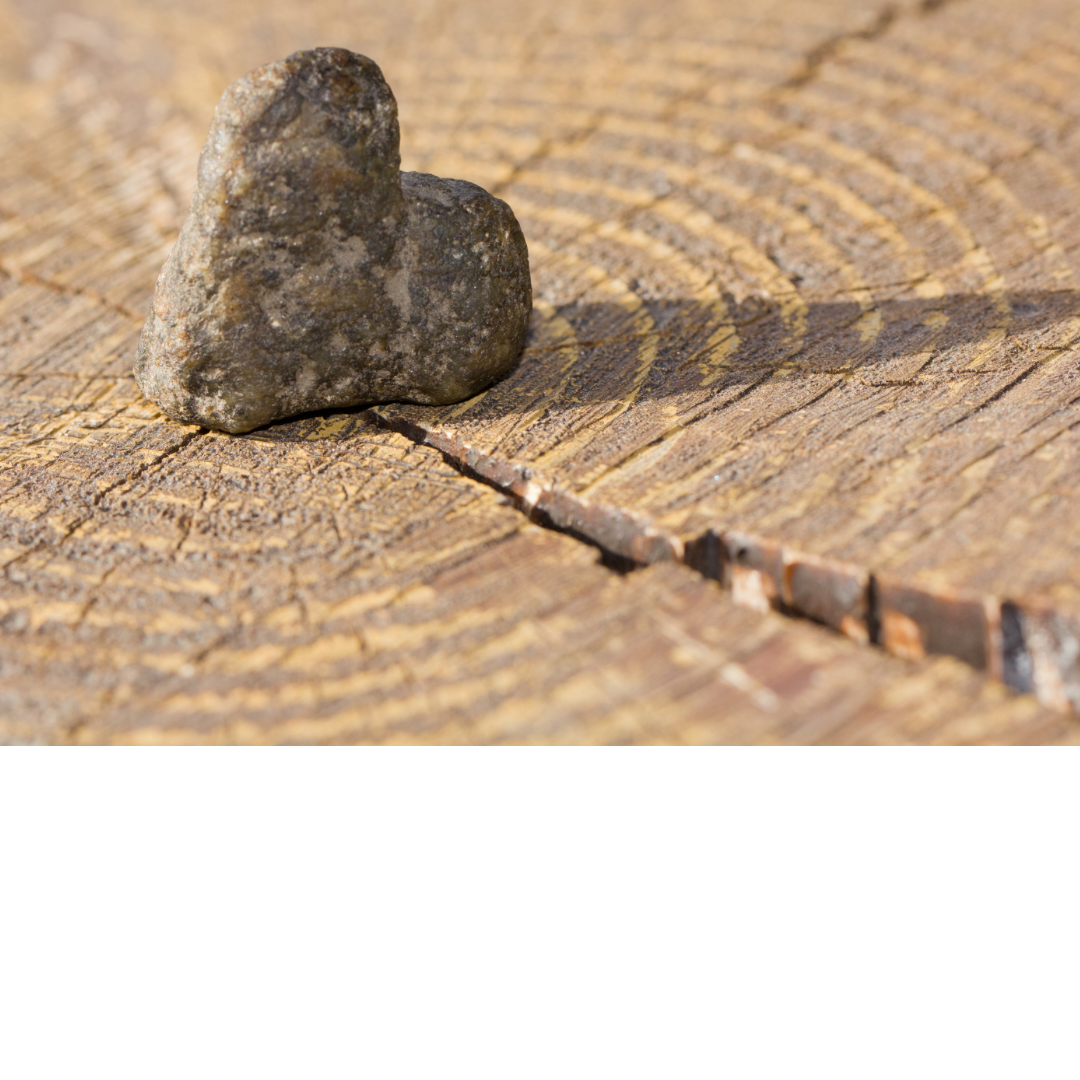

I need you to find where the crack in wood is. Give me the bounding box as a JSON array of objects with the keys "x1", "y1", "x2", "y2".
[
  {"x1": 374, "y1": 406, "x2": 1080, "y2": 714},
  {"x1": 0, "y1": 261, "x2": 143, "y2": 322},
  {"x1": 1, "y1": 0, "x2": 1077, "y2": 741},
  {"x1": 782, "y1": 5, "x2": 899, "y2": 91}
]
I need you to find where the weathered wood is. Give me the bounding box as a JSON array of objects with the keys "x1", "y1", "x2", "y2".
[
  {"x1": 0, "y1": 394, "x2": 1060, "y2": 744},
  {"x1": 0, "y1": 0, "x2": 1077, "y2": 739},
  {"x1": 0, "y1": 281, "x2": 1055, "y2": 743},
  {"x1": 0, "y1": 269, "x2": 1056, "y2": 742},
  {"x1": 382, "y1": 0, "x2": 1080, "y2": 708}
]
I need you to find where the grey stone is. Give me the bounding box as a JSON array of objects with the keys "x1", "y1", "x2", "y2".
[{"x1": 135, "y1": 47, "x2": 531, "y2": 433}]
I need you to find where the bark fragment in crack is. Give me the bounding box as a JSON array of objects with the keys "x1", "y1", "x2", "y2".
[
  {"x1": 373, "y1": 407, "x2": 1080, "y2": 714},
  {"x1": 372, "y1": 408, "x2": 683, "y2": 565}
]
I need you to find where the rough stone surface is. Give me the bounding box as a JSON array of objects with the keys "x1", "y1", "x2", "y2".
[{"x1": 135, "y1": 48, "x2": 532, "y2": 433}]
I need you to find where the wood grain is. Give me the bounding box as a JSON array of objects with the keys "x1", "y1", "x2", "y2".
[{"x1": 0, "y1": 0, "x2": 1077, "y2": 739}]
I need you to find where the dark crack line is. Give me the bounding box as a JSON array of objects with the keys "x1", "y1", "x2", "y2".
[
  {"x1": 782, "y1": 5, "x2": 899, "y2": 91},
  {"x1": 769, "y1": 0, "x2": 967, "y2": 100},
  {"x1": 0, "y1": 425, "x2": 208, "y2": 582},
  {"x1": 489, "y1": 110, "x2": 609, "y2": 199},
  {"x1": 932, "y1": 360, "x2": 1042, "y2": 439},
  {"x1": 93, "y1": 427, "x2": 207, "y2": 506},
  {"x1": 368, "y1": 405, "x2": 1078, "y2": 715},
  {"x1": 0, "y1": 261, "x2": 143, "y2": 322}
]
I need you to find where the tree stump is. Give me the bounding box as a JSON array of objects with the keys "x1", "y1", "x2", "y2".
[{"x1": 0, "y1": 0, "x2": 1077, "y2": 742}]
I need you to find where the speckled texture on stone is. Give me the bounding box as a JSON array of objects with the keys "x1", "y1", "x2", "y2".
[{"x1": 135, "y1": 48, "x2": 532, "y2": 433}]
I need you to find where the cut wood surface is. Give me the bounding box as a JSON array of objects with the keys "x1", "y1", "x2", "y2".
[{"x1": 0, "y1": 0, "x2": 1078, "y2": 740}]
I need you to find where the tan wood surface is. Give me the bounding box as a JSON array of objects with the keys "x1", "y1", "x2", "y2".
[{"x1": 1, "y1": 0, "x2": 1078, "y2": 741}]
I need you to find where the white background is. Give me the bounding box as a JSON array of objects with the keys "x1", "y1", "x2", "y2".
[{"x1": 1, "y1": 751, "x2": 1076, "y2": 1079}]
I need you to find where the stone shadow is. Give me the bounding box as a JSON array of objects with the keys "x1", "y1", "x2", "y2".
[{"x1": 256, "y1": 288, "x2": 1080, "y2": 441}]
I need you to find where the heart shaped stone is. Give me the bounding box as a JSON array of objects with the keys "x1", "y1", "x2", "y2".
[{"x1": 135, "y1": 48, "x2": 532, "y2": 433}]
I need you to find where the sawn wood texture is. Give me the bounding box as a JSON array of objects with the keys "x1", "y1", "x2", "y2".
[{"x1": 0, "y1": 0, "x2": 1078, "y2": 739}]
